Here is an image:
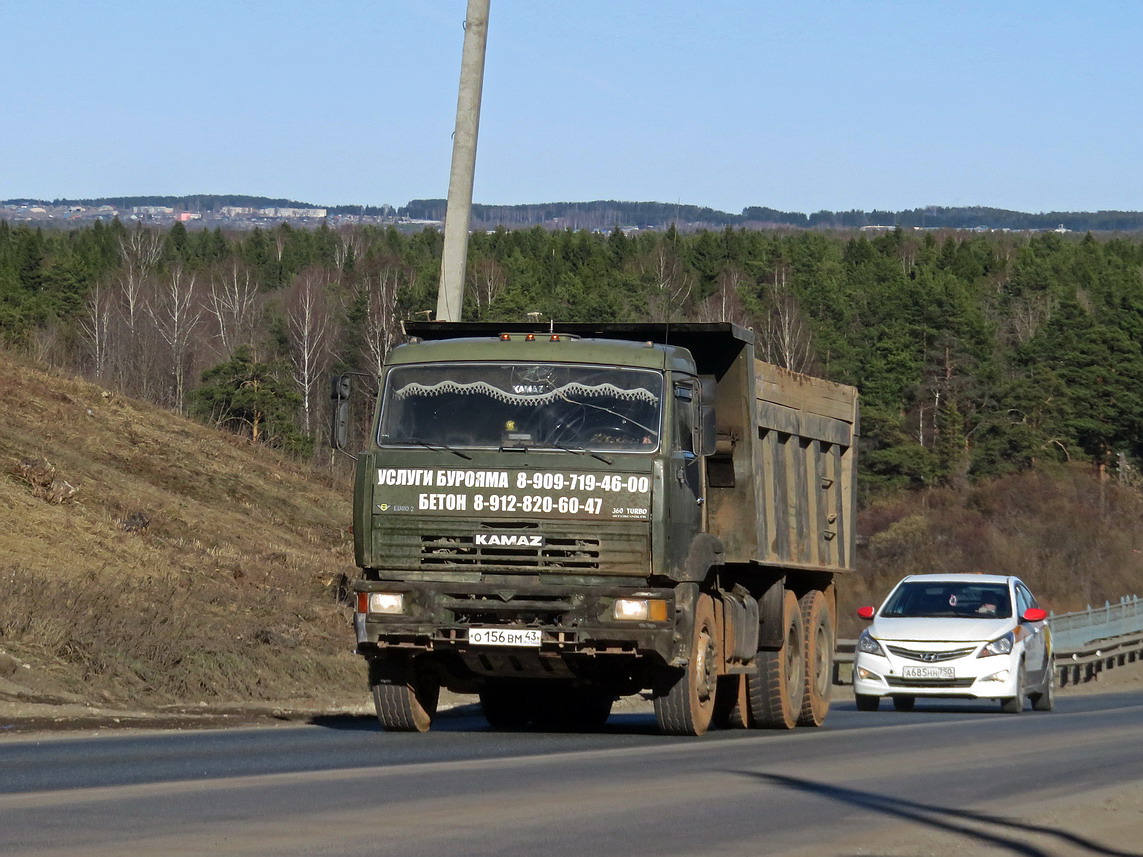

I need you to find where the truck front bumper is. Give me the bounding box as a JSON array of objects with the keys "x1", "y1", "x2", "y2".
[{"x1": 353, "y1": 578, "x2": 680, "y2": 664}]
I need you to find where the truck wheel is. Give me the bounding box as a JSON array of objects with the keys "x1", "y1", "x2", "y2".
[
  {"x1": 797, "y1": 589, "x2": 834, "y2": 727},
  {"x1": 372, "y1": 671, "x2": 440, "y2": 732},
  {"x1": 712, "y1": 675, "x2": 752, "y2": 729},
  {"x1": 654, "y1": 593, "x2": 719, "y2": 736},
  {"x1": 479, "y1": 687, "x2": 531, "y2": 729},
  {"x1": 748, "y1": 590, "x2": 805, "y2": 729}
]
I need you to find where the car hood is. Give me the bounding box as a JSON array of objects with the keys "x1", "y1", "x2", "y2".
[{"x1": 870, "y1": 616, "x2": 1013, "y2": 643}]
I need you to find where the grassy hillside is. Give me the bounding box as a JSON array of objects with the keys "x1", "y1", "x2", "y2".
[{"x1": 0, "y1": 352, "x2": 361, "y2": 710}]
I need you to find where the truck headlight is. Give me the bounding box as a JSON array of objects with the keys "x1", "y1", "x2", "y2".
[
  {"x1": 358, "y1": 592, "x2": 405, "y2": 615},
  {"x1": 614, "y1": 598, "x2": 668, "y2": 621}
]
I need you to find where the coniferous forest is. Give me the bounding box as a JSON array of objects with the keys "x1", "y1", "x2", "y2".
[{"x1": 3, "y1": 217, "x2": 1143, "y2": 504}]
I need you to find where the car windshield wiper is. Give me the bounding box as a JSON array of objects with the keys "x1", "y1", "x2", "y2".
[{"x1": 406, "y1": 438, "x2": 472, "y2": 460}]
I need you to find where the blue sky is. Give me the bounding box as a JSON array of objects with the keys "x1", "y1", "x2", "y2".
[{"x1": 5, "y1": 1, "x2": 1142, "y2": 214}]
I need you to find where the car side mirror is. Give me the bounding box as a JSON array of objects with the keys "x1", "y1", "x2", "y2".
[
  {"x1": 1021, "y1": 607, "x2": 1048, "y2": 623},
  {"x1": 856, "y1": 606, "x2": 875, "y2": 620}
]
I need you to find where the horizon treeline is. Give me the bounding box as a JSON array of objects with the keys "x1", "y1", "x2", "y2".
[
  {"x1": 3, "y1": 216, "x2": 1143, "y2": 498},
  {"x1": 12, "y1": 195, "x2": 1143, "y2": 232}
]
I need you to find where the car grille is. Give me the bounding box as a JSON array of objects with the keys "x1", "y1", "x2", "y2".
[{"x1": 886, "y1": 644, "x2": 977, "y2": 662}]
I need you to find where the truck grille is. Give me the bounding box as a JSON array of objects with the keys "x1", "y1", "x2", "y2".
[
  {"x1": 373, "y1": 518, "x2": 650, "y2": 575},
  {"x1": 421, "y1": 534, "x2": 600, "y2": 569}
]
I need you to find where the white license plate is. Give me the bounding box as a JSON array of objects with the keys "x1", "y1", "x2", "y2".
[
  {"x1": 902, "y1": 665, "x2": 955, "y2": 679},
  {"x1": 468, "y1": 627, "x2": 542, "y2": 647}
]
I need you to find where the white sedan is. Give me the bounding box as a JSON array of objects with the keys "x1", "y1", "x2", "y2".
[{"x1": 852, "y1": 573, "x2": 1054, "y2": 713}]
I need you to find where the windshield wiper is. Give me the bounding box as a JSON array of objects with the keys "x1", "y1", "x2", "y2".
[
  {"x1": 499, "y1": 441, "x2": 613, "y2": 465},
  {"x1": 407, "y1": 438, "x2": 472, "y2": 460},
  {"x1": 549, "y1": 441, "x2": 613, "y2": 466}
]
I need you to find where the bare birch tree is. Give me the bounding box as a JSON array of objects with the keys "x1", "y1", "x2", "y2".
[
  {"x1": 696, "y1": 267, "x2": 752, "y2": 326},
  {"x1": 114, "y1": 225, "x2": 164, "y2": 393},
  {"x1": 207, "y1": 259, "x2": 261, "y2": 358},
  {"x1": 79, "y1": 279, "x2": 117, "y2": 381},
  {"x1": 333, "y1": 226, "x2": 368, "y2": 272},
  {"x1": 286, "y1": 267, "x2": 338, "y2": 436},
  {"x1": 642, "y1": 241, "x2": 692, "y2": 323},
  {"x1": 469, "y1": 257, "x2": 505, "y2": 313},
  {"x1": 358, "y1": 258, "x2": 408, "y2": 378},
  {"x1": 147, "y1": 264, "x2": 203, "y2": 412},
  {"x1": 759, "y1": 267, "x2": 815, "y2": 373}
]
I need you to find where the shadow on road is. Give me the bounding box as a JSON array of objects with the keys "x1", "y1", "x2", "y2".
[
  {"x1": 739, "y1": 770, "x2": 1140, "y2": 857},
  {"x1": 307, "y1": 708, "x2": 666, "y2": 735}
]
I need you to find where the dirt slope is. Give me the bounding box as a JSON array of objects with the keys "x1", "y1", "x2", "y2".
[{"x1": 0, "y1": 353, "x2": 364, "y2": 718}]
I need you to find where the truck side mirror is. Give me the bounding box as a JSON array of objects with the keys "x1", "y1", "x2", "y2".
[
  {"x1": 330, "y1": 375, "x2": 351, "y2": 450},
  {"x1": 697, "y1": 377, "x2": 717, "y2": 457},
  {"x1": 698, "y1": 404, "x2": 717, "y2": 457}
]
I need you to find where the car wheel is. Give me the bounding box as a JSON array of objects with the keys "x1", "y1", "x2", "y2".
[
  {"x1": 1000, "y1": 664, "x2": 1025, "y2": 714},
  {"x1": 892, "y1": 695, "x2": 915, "y2": 712},
  {"x1": 1030, "y1": 664, "x2": 1056, "y2": 712},
  {"x1": 855, "y1": 693, "x2": 880, "y2": 712}
]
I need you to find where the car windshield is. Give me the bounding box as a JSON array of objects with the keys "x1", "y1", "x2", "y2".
[
  {"x1": 378, "y1": 362, "x2": 663, "y2": 451},
  {"x1": 880, "y1": 581, "x2": 1012, "y2": 619}
]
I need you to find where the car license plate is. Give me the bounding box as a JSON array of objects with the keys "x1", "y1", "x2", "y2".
[
  {"x1": 902, "y1": 665, "x2": 955, "y2": 679},
  {"x1": 468, "y1": 627, "x2": 542, "y2": 647}
]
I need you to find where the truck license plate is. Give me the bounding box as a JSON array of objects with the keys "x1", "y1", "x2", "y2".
[
  {"x1": 468, "y1": 627, "x2": 542, "y2": 647},
  {"x1": 902, "y1": 665, "x2": 955, "y2": 679}
]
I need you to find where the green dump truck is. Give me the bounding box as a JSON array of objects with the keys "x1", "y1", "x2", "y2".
[{"x1": 334, "y1": 321, "x2": 858, "y2": 735}]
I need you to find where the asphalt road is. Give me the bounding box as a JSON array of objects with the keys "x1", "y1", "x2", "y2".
[{"x1": 2, "y1": 690, "x2": 1141, "y2": 857}]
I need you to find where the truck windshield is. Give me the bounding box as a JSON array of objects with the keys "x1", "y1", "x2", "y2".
[{"x1": 379, "y1": 363, "x2": 663, "y2": 451}]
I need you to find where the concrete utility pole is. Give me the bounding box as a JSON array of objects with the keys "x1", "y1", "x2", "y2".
[{"x1": 436, "y1": 0, "x2": 490, "y2": 323}]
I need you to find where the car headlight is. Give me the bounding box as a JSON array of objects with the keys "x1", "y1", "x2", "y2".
[
  {"x1": 857, "y1": 630, "x2": 886, "y2": 657},
  {"x1": 979, "y1": 631, "x2": 1014, "y2": 657}
]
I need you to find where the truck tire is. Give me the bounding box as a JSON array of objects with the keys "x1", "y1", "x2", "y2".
[
  {"x1": 797, "y1": 589, "x2": 834, "y2": 727},
  {"x1": 748, "y1": 589, "x2": 805, "y2": 729},
  {"x1": 479, "y1": 687, "x2": 531, "y2": 730},
  {"x1": 654, "y1": 593, "x2": 719, "y2": 735},
  {"x1": 712, "y1": 675, "x2": 752, "y2": 729},
  {"x1": 372, "y1": 676, "x2": 438, "y2": 735}
]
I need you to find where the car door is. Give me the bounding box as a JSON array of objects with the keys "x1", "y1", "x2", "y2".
[{"x1": 1015, "y1": 582, "x2": 1049, "y2": 685}]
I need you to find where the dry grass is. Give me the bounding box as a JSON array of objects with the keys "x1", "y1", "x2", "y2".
[{"x1": 0, "y1": 352, "x2": 361, "y2": 707}]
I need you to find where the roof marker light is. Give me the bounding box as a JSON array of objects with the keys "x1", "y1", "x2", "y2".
[
  {"x1": 525, "y1": 333, "x2": 536, "y2": 341},
  {"x1": 550, "y1": 334, "x2": 560, "y2": 342},
  {"x1": 500, "y1": 333, "x2": 511, "y2": 341}
]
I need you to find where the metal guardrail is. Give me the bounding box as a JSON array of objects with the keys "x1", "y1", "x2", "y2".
[
  {"x1": 834, "y1": 631, "x2": 1143, "y2": 688},
  {"x1": 1047, "y1": 595, "x2": 1142, "y2": 649}
]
